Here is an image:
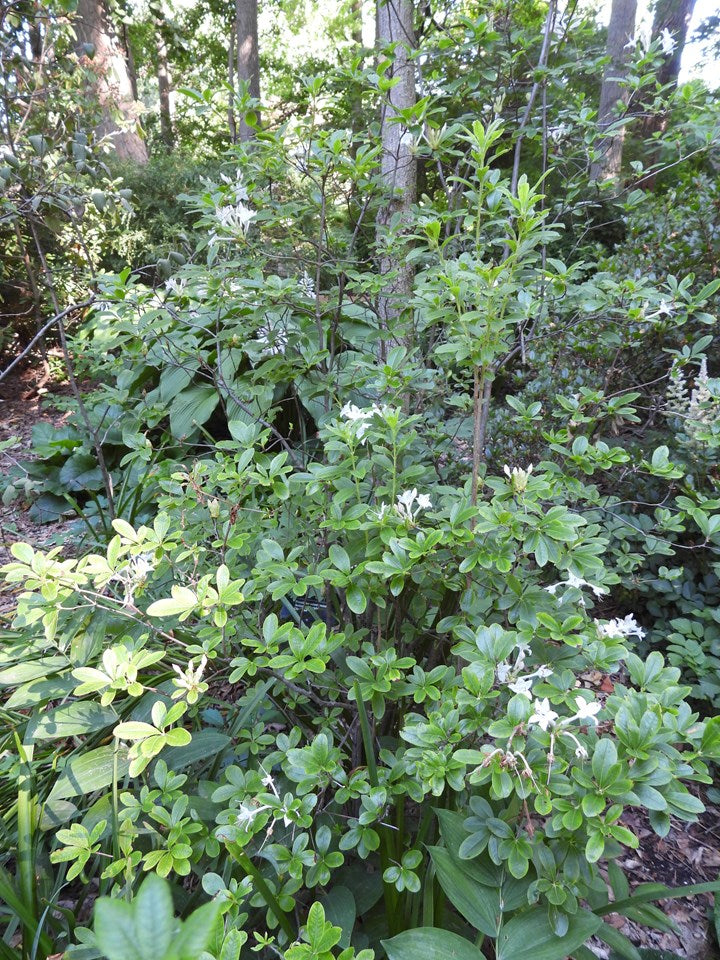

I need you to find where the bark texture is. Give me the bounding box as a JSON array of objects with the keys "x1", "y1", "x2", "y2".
[
  {"x1": 74, "y1": 0, "x2": 148, "y2": 163},
  {"x1": 155, "y1": 17, "x2": 173, "y2": 148},
  {"x1": 650, "y1": 0, "x2": 696, "y2": 90},
  {"x1": 376, "y1": 0, "x2": 416, "y2": 355},
  {"x1": 235, "y1": 0, "x2": 260, "y2": 142},
  {"x1": 590, "y1": 0, "x2": 637, "y2": 182}
]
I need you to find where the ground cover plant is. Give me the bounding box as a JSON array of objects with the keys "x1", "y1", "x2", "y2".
[{"x1": 2, "y1": 1, "x2": 720, "y2": 960}]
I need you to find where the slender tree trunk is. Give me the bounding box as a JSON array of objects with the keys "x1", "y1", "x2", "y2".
[
  {"x1": 155, "y1": 14, "x2": 173, "y2": 148},
  {"x1": 651, "y1": 0, "x2": 696, "y2": 89},
  {"x1": 376, "y1": 0, "x2": 416, "y2": 358},
  {"x1": 351, "y1": 0, "x2": 363, "y2": 46},
  {"x1": 637, "y1": 0, "x2": 696, "y2": 188},
  {"x1": 74, "y1": 0, "x2": 148, "y2": 163},
  {"x1": 235, "y1": 0, "x2": 260, "y2": 142},
  {"x1": 228, "y1": 24, "x2": 237, "y2": 142},
  {"x1": 590, "y1": 0, "x2": 637, "y2": 182}
]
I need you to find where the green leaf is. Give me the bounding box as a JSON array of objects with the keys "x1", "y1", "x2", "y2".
[
  {"x1": 346, "y1": 585, "x2": 367, "y2": 614},
  {"x1": 496, "y1": 908, "x2": 601, "y2": 960},
  {"x1": 158, "y1": 730, "x2": 229, "y2": 770},
  {"x1": 59, "y1": 453, "x2": 104, "y2": 492},
  {"x1": 383, "y1": 928, "x2": 485, "y2": 960},
  {"x1": 133, "y1": 874, "x2": 175, "y2": 960},
  {"x1": 0, "y1": 656, "x2": 68, "y2": 687},
  {"x1": 428, "y1": 845, "x2": 500, "y2": 937},
  {"x1": 26, "y1": 702, "x2": 118, "y2": 741},
  {"x1": 169, "y1": 384, "x2": 219, "y2": 439},
  {"x1": 329, "y1": 544, "x2": 351, "y2": 574},
  {"x1": 321, "y1": 886, "x2": 355, "y2": 950},
  {"x1": 94, "y1": 899, "x2": 141, "y2": 960},
  {"x1": 48, "y1": 745, "x2": 131, "y2": 801},
  {"x1": 169, "y1": 901, "x2": 222, "y2": 960},
  {"x1": 596, "y1": 921, "x2": 642, "y2": 960},
  {"x1": 6, "y1": 675, "x2": 76, "y2": 709}
]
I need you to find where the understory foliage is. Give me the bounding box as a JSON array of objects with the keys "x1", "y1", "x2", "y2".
[{"x1": 2, "y1": 4, "x2": 720, "y2": 960}]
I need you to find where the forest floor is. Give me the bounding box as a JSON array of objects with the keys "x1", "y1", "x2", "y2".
[
  {"x1": 1, "y1": 365, "x2": 720, "y2": 959},
  {"x1": 0, "y1": 364, "x2": 77, "y2": 612}
]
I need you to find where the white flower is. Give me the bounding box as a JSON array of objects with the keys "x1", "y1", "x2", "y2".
[
  {"x1": 110, "y1": 552, "x2": 155, "y2": 606},
  {"x1": 298, "y1": 272, "x2": 316, "y2": 299},
  {"x1": 255, "y1": 319, "x2": 288, "y2": 356},
  {"x1": 395, "y1": 489, "x2": 432, "y2": 523},
  {"x1": 504, "y1": 463, "x2": 533, "y2": 493},
  {"x1": 548, "y1": 124, "x2": 570, "y2": 144},
  {"x1": 575, "y1": 744, "x2": 589, "y2": 760},
  {"x1": 624, "y1": 35, "x2": 638, "y2": 50},
  {"x1": 496, "y1": 661, "x2": 512, "y2": 684},
  {"x1": 165, "y1": 277, "x2": 186, "y2": 296},
  {"x1": 529, "y1": 698, "x2": 558, "y2": 732},
  {"x1": 596, "y1": 613, "x2": 645, "y2": 640},
  {"x1": 546, "y1": 572, "x2": 607, "y2": 600},
  {"x1": 215, "y1": 201, "x2": 256, "y2": 236},
  {"x1": 376, "y1": 502, "x2": 391, "y2": 521},
  {"x1": 219, "y1": 170, "x2": 248, "y2": 201},
  {"x1": 171, "y1": 655, "x2": 208, "y2": 703},
  {"x1": 657, "y1": 299, "x2": 673, "y2": 316},
  {"x1": 508, "y1": 676, "x2": 535, "y2": 698},
  {"x1": 659, "y1": 27, "x2": 676, "y2": 57},
  {"x1": 340, "y1": 402, "x2": 389, "y2": 442},
  {"x1": 235, "y1": 800, "x2": 270, "y2": 828},
  {"x1": 569, "y1": 696, "x2": 601, "y2": 724}
]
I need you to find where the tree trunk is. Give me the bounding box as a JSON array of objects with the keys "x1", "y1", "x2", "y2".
[
  {"x1": 228, "y1": 24, "x2": 237, "y2": 142},
  {"x1": 376, "y1": 0, "x2": 416, "y2": 357},
  {"x1": 651, "y1": 0, "x2": 696, "y2": 90},
  {"x1": 74, "y1": 0, "x2": 148, "y2": 164},
  {"x1": 235, "y1": 0, "x2": 260, "y2": 143},
  {"x1": 590, "y1": 0, "x2": 637, "y2": 182},
  {"x1": 155, "y1": 14, "x2": 173, "y2": 148}
]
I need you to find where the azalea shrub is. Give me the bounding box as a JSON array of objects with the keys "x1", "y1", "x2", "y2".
[{"x1": 3, "y1": 104, "x2": 720, "y2": 960}]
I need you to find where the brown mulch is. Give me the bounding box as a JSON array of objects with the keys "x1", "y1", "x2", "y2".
[
  {"x1": 594, "y1": 799, "x2": 720, "y2": 959},
  {"x1": 0, "y1": 362, "x2": 78, "y2": 612}
]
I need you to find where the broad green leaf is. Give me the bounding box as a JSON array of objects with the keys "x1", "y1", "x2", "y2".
[
  {"x1": 169, "y1": 384, "x2": 219, "y2": 439},
  {"x1": 0, "y1": 656, "x2": 68, "y2": 687},
  {"x1": 26, "y1": 702, "x2": 118, "y2": 741},
  {"x1": 6, "y1": 675, "x2": 76, "y2": 709},
  {"x1": 428, "y1": 845, "x2": 500, "y2": 937},
  {"x1": 346, "y1": 585, "x2": 367, "y2": 614},
  {"x1": 48, "y1": 745, "x2": 131, "y2": 801},
  {"x1": 94, "y1": 899, "x2": 141, "y2": 960},
  {"x1": 496, "y1": 908, "x2": 601, "y2": 960},
  {"x1": 133, "y1": 873, "x2": 174, "y2": 960},
  {"x1": 59, "y1": 453, "x2": 104, "y2": 492},
  {"x1": 169, "y1": 901, "x2": 222, "y2": 960},
  {"x1": 383, "y1": 928, "x2": 485, "y2": 960},
  {"x1": 157, "y1": 730, "x2": 229, "y2": 769}
]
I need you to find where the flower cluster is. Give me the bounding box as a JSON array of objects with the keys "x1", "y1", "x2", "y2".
[
  {"x1": 503, "y1": 463, "x2": 533, "y2": 493},
  {"x1": 377, "y1": 489, "x2": 432, "y2": 524},
  {"x1": 297, "y1": 272, "x2": 316, "y2": 299},
  {"x1": 171, "y1": 655, "x2": 209, "y2": 704},
  {"x1": 528, "y1": 696, "x2": 602, "y2": 759},
  {"x1": 214, "y1": 200, "x2": 257, "y2": 237},
  {"x1": 110, "y1": 553, "x2": 155, "y2": 607},
  {"x1": 340, "y1": 402, "x2": 389, "y2": 442},
  {"x1": 497, "y1": 641, "x2": 552, "y2": 698},
  {"x1": 595, "y1": 613, "x2": 645, "y2": 640},
  {"x1": 545, "y1": 571, "x2": 607, "y2": 603},
  {"x1": 666, "y1": 358, "x2": 719, "y2": 449}
]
